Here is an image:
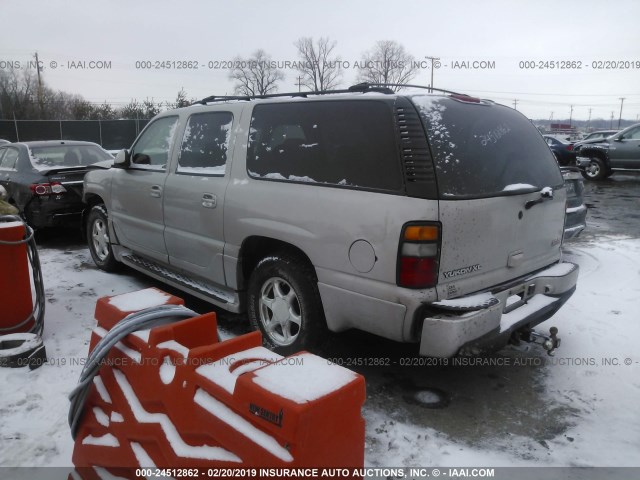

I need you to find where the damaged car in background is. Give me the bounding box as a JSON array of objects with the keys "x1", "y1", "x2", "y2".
[{"x1": 0, "y1": 140, "x2": 113, "y2": 229}]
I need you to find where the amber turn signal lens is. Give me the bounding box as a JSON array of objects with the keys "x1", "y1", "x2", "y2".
[{"x1": 404, "y1": 225, "x2": 439, "y2": 242}]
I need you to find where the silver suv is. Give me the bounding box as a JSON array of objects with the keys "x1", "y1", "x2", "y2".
[{"x1": 83, "y1": 84, "x2": 578, "y2": 357}]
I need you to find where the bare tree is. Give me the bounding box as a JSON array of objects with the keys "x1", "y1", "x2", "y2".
[
  {"x1": 0, "y1": 69, "x2": 39, "y2": 119},
  {"x1": 228, "y1": 50, "x2": 284, "y2": 96},
  {"x1": 294, "y1": 37, "x2": 342, "y2": 91},
  {"x1": 119, "y1": 100, "x2": 144, "y2": 119},
  {"x1": 357, "y1": 40, "x2": 417, "y2": 91},
  {"x1": 69, "y1": 98, "x2": 94, "y2": 120}
]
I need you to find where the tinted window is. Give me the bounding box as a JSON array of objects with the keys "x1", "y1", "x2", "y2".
[
  {"x1": 177, "y1": 112, "x2": 233, "y2": 175},
  {"x1": 0, "y1": 148, "x2": 19, "y2": 169},
  {"x1": 247, "y1": 100, "x2": 402, "y2": 191},
  {"x1": 29, "y1": 145, "x2": 111, "y2": 170},
  {"x1": 412, "y1": 96, "x2": 563, "y2": 198},
  {"x1": 131, "y1": 116, "x2": 178, "y2": 169}
]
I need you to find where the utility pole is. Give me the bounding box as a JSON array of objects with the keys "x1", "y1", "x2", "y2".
[
  {"x1": 617, "y1": 97, "x2": 625, "y2": 129},
  {"x1": 587, "y1": 108, "x2": 592, "y2": 131},
  {"x1": 569, "y1": 105, "x2": 574, "y2": 128},
  {"x1": 512, "y1": 99, "x2": 518, "y2": 110},
  {"x1": 425, "y1": 56, "x2": 440, "y2": 93},
  {"x1": 295, "y1": 76, "x2": 303, "y2": 92},
  {"x1": 610, "y1": 111, "x2": 614, "y2": 129},
  {"x1": 34, "y1": 52, "x2": 44, "y2": 118}
]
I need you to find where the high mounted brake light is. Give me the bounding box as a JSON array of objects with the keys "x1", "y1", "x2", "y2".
[
  {"x1": 398, "y1": 222, "x2": 441, "y2": 289},
  {"x1": 450, "y1": 94, "x2": 481, "y2": 103}
]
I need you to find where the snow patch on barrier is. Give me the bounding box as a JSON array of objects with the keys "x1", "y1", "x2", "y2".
[
  {"x1": 112, "y1": 369, "x2": 241, "y2": 462},
  {"x1": 194, "y1": 388, "x2": 293, "y2": 462},
  {"x1": 93, "y1": 376, "x2": 112, "y2": 404},
  {"x1": 107, "y1": 288, "x2": 171, "y2": 312},
  {"x1": 82, "y1": 433, "x2": 119, "y2": 447},
  {"x1": 252, "y1": 353, "x2": 358, "y2": 404},
  {"x1": 130, "y1": 441, "x2": 156, "y2": 468},
  {"x1": 196, "y1": 346, "x2": 283, "y2": 394}
]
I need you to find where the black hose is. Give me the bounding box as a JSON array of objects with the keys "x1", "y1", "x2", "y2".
[
  {"x1": 68, "y1": 304, "x2": 199, "y2": 439},
  {"x1": 0, "y1": 215, "x2": 45, "y2": 336}
]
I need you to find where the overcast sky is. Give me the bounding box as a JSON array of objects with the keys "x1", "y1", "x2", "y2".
[{"x1": 1, "y1": 0, "x2": 639, "y2": 121}]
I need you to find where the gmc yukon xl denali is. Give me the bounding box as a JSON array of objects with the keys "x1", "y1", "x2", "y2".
[{"x1": 83, "y1": 83, "x2": 579, "y2": 357}]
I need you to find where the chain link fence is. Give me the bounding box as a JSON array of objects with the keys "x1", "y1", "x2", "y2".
[{"x1": 0, "y1": 119, "x2": 150, "y2": 150}]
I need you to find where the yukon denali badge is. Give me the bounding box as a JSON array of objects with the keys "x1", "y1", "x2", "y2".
[{"x1": 443, "y1": 264, "x2": 482, "y2": 279}]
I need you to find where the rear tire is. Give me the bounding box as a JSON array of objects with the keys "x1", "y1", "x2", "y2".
[
  {"x1": 87, "y1": 205, "x2": 119, "y2": 272},
  {"x1": 247, "y1": 252, "x2": 328, "y2": 355},
  {"x1": 581, "y1": 157, "x2": 609, "y2": 181}
]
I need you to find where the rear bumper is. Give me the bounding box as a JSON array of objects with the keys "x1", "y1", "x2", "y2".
[
  {"x1": 419, "y1": 262, "x2": 579, "y2": 357},
  {"x1": 564, "y1": 204, "x2": 587, "y2": 240},
  {"x1": 25, "y1": 201, "x2": 84, "y2": 228}
]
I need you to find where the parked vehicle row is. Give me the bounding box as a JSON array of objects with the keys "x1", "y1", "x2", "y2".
[{"x1": 543, "y1": 135, "x2": 576, "y2": 166}]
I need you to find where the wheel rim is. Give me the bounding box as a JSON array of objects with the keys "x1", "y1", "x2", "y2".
[
  {"x1": 585, "y1": 160, "x2": 600, "y2": 178},
  {"x1": 258, "y1": 277, "x2": 301, "y2": 346},
  {"x1": 91, "y1": 217, "x2": 110, "y2": 261}
]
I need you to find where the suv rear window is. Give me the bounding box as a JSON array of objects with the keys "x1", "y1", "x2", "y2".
[
  {"x1": 411, "y1": 96, "x2": 563, "y2": 198},
  {"x1": 247, "y1": 100, "x2": 402, "y2": 192}
]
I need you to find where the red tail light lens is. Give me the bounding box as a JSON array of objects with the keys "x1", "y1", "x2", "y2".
[
  {"x1": 30, "y1": 182, "x2": 67, "y2": 196},
  {"x1": 400, "y1": 257, "x2": 438, "y2": 287},
  {"x1": 397, "y1": 222, "x2": 441, "y2": 289},
  {"x1": 567, "y1": 144, "x2": 574, "y2": 151}
]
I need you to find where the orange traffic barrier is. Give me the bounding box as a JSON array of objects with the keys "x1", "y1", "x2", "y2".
[
  {"x1": 0, "y1": 219, "x2": 33, "y2": 333},
  {"x1": 71, "y1": 288, "x2": 365, "y2": 478}
]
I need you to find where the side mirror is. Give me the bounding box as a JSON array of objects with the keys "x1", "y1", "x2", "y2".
[
  {"x1": 114, "y1": 149, "x2": 131, "y2": 168},
  {"x1": 132, "y1": 153, "x2": 151, "y2": 165}
]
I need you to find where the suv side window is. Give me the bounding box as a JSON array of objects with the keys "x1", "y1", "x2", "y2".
[
  {"x1": 177, "y1": 112, "x2": 233, "y2": 175},
  {"x1": 0, "y1": 147, "x2": 19, "y2": 170},
  {"x1": 622, "y1": 127, "x2": 640, "y2": 140},
  {"x1": 247, "y1": 101, "x2": 403, "y2": 192},
  {"x1": 130, "y1": 116, "x2": 178, "y2": 170}
]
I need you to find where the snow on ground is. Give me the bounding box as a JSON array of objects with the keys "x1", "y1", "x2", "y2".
[{"x1": 0, "y1": 237, "x2": 639, "y2": 467}]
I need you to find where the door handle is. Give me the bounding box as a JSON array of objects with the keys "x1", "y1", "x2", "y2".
[
  {"x1": 150, "y1": 185, "x2": 162, "y2": 198},
  {"x1": 202, "y1": 193, "x2": 217, "y2": 208}
]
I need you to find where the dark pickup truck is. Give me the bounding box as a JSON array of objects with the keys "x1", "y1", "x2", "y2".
[{"x1": 575, "y1": 123, "x2": 640, "y2": 180}]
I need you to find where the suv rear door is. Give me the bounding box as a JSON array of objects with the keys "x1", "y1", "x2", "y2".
[
  {"x1": 163, "y1": 107, "x2": 240, "y2": 286},
  {"x1": 411, "y1": 96, "x2": 566, "y2": 299}
]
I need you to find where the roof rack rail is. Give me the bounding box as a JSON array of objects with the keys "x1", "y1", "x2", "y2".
[
  {"x1": 192, "y1": 84, "x2": 396, "y2": 106},
  {"x1": 191, "y1": 82, "x2": 470, "y2": 106},
  {"x1": 351, "y1": 82, "x2": 469, "y2": 96}
]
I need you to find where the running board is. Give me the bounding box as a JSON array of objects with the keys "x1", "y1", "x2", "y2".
[{"x1": 120, "y1": 253, "x2": 241, "y2": 312}]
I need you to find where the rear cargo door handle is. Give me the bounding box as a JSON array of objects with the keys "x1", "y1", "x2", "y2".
[
  {"x1": 202, "y1": 193, "x2": 217, "y2": 208},
  {"x1": 525, "y1": 187, "x2": 553, "y2": 209},
  {"x1": 150, "y1": 185, "x2": 162, "y2": 198}
]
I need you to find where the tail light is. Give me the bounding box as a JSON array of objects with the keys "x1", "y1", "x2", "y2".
[
  {"x1": 397, "y1": 223, "x2": 441, "y2": 289},
  {"x1": 567, "y1": 144, "x2": 574, "y2": 151},
  {"x1": 30, "y1": 182, "x2": 67, "y2": 196}
]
